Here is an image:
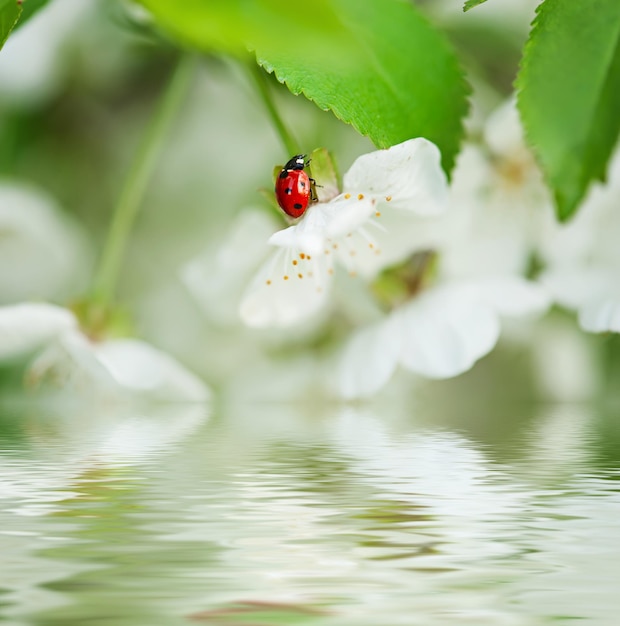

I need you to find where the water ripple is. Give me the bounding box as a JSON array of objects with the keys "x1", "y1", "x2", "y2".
[{"x1": 0, "y1": 400, "x2": 619, "y2": 625}]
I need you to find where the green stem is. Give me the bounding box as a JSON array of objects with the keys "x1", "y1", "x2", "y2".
[
  {"x1": 92, "y1": 56, "x2": 195, "y2": 307},
  {"x1": 248, "y1": 62, "x2": 298, "y2": 156}
]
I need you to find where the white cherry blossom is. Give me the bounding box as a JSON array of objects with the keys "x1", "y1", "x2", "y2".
[
  {"x1": 0, "y1": 303, "x2": 210, "y2": 403},
  {"x1": 0, "y1": 183, "x2": 90, "y2": 304},
  {"x1": 441, "y1": 99, "x2": 549, "y2": 281},
  {"x1": 337, "y1": 277, "x2": 550, "y2": 399},
  {"x1": 0, "y1": 178, "x2": 208, "y2": 402},
  {"x1": 337, "y1": 102, "x2": 551, "y2": 399},
  {"x1": 182, "y1": 209, "x2": 276, "y2": 326},
  {"x1": 240, "y1": 138, "x2": 449, "y2": 328},
  {"x1": 540, "y1": 150, "x2": 620, "y2": 333},
  {"x1": 0, "y1": 302, "x2": 76, "y2": 362}
]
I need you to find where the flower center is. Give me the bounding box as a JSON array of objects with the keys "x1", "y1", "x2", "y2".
[
  {"x1": 494, "y1": 150, "x2": 534, "y2": 190},
  {"x1": 371, "y1": 250, "x2": 438, "y2": 310}
]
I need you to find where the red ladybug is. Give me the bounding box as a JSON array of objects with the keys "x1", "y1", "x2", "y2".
[{"x1": 275, "y1": 154, "x2": 316, "y2": 218}]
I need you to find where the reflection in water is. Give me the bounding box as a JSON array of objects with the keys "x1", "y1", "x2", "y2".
[{"x1": 0, "y1": 398, "x2": 619, "y2": 625}]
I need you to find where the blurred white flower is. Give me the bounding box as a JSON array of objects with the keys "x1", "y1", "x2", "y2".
[
  {"x1": 0, "y1": 182, "x2": 90, "y2": 303},
  {"x1": 0, "y1": 303, "x2": 210, "y2": 402},
  {"x1": 0, "y1": 302, "x2": 76, "y2": 361},
  {"x1": 442, "y1": 99, "x2": 548, "y2": 281},
  {"x1": 540, "y1": 151, "x2": 620, "y2": 333},
  {"x1": 240, "y1": 138, "x2": 448, "y2": 328},
  {"x1": 182, "y1": 209, "x2": 277, "y2": 326},
  {"x1": 337, "y1": 101, "x2": 551, "y2": 399},
  {"x1": 338, "y1": 276, "x2": 549, "y2": 399}
]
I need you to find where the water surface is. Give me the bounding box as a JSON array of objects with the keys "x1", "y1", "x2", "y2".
[{"x1": 1, "y1": 397, "x2": 619, "y2": 625}]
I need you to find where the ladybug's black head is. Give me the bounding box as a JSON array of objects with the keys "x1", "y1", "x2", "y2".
[{"x1": 284, "y1": 154, "x2": 307, "y2": 171}]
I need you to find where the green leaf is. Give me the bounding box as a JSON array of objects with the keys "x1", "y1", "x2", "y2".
[
  {"x1": 0, "y1": 0, "x2": 22, "y2": 51},
  {"x1": 0, "y1": 0, "x2": 49, "y2": 50},
  {"x1": 137, "y1": 0, "x2": 352, "y2": 62},
  {"x1": 138, "y1": 0, "x2": 468, "y2": 175},
  {"x1": 258, "y1": 0, "x2": 469, "y2": 174},
  {"x1": 17, "y1": 0, "x2": 49, "y2": 26},
  {"x1": 517, "y1": 0, "x2": 620, "y2": 221},
  {"x1": 463, "y1": 0, "x2": 489, "y2": 11}
]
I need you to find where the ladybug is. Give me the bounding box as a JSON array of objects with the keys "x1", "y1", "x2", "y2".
[{"x1": 275, "y1": 154, "x2": 316, "y2": 218}]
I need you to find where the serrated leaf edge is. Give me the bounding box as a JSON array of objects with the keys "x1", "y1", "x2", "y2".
[
  {"x1": 0, "y1": 0, "x2": 23, "y2": 50},
  {"x1": 256, "y1": 36, "x2": 470, "y2": 178},
  {"x1": 463, "y1": 0, "x2": 489, "y2": 13},
  {"x1": 516, "y1": 0, "x2": 620, "y2": 221}
]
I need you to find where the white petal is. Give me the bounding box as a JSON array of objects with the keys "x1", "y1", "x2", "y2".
[
  {"x1": 440, "y1": 140, "x2": 547, "y2": 282},
  {"x1": 537, "y1": 151, "x2": 620, "y2": 270},
  {"x1": 541, "y1": 267, "x2": 613, "y2": 310},
  {"x1": 268, "y1": 204, "x2": 333, "y2": 255},
  {"x1": 343, "y1": 138, "x2": 448, "y2": 216},
  {"x1": 335, "y1": 210, "x2": 446, "y2": 279},
  {"x1": 26, "y1": 329, "x2": 118, "y2": 394},
  {"x1": 273, "y1": 196, "x2": 444, "y2": 282},
  {"x1": 0, "y1": 303, "x2": 76, "y2": 362},
  {"x1": 0, "y1": 183, "x2": 90, "y2": 303},
  {"x1": 483, "y1": 97, "x2": 525, "y2": 158},
  {"x1": 269, "y1": 195, "x2": 376, "y2": 255},
  {"x1": 449, "y1": 144, "x2": 493, "y2": 207},
  {"x1": 337, "y1": 317, "x2": 401, "y2": 399},
  {"x1": 93, "y1": 339, "x2": 210, "y2": 402},
  {"x1": 537, "y1": 203, "x2": 598, "y2": 269},
  {"x1": 397, "y1": 285, "x2": 501, "y2": 379},
  {"x1": 579, "y1": 296, "x2": 620, "y2": 333},
  {"x1": 26, "y1": 332, "x2": 209, "y2": 402},
  {"x1": 470, "y1": 276, "x2": 551, "y2": 317},
  {"x1": 239, "y1": 246, "x2": 332, "y2": 328},
  {"x1": 182, "y1": 209, "x2": 276, "y2": 324},
  {"x1": 322, "y1": 194, "x2": 379, "y2": 238}
]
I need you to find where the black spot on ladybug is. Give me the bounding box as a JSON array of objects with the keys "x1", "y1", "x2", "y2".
[
  {"x1": 285, "y1": 188, "x2": 292, "y2": 194},
  {"x1": 300, "y1": 181, "x2": 306, "y2": 188},
  {"x1": 294, "y1": 203, "x2": 303, "y2": 209}
]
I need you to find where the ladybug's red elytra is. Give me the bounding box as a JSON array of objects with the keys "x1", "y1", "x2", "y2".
[{"x1": 275, "y1": 154, "x2": 317, "y2": 218}]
